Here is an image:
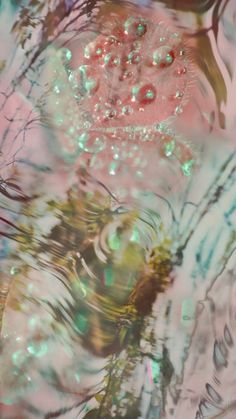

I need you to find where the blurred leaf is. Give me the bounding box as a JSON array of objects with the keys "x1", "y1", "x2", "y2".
[{"x1": 95, "y1": 393, "x2": 104, "y2": 402}]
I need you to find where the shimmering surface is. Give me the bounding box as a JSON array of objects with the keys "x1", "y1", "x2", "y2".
[{"x1": 0, "y1": 0, "x2": 236, "y2": 418}]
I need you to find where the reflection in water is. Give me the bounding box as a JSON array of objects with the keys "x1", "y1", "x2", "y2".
[{"x1": 0, "y1": 0, "x2": 236, "y2": 418}]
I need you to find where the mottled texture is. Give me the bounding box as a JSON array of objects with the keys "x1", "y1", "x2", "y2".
[{"x1": 0, "y1": 1, "x2": 235, "y2": 418}]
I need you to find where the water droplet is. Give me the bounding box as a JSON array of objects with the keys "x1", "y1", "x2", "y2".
[
  {"x1": 175, "y1": 105, "x2": 183, "y2": 114},
  {"x1": 78, "y1": 65, "x2": 100, "y2": 95},
  {"x1": 104, "y1": 53, "x2": 120, "y2": 68},
  {"x1": 136, "y1": 170, "x2": 143, "y2": 178},
  {"x1": 53, "y1": 79, "x2": 66, "y2": 94},
  {"x1": 136, "y1": 22, "x2": 147, "y2": 37},
  {"x1": 105, "y1": 35, "x2": 120, "y2": 48},
  {"x1": 127, "y1": 51, "x2": 141, "y2": 64},
  {"x1": 104, "y1": 108, "x2": 117, "y2": 120},
  {"x1": 122, "y1": 105, "x2": 133, "y2": 115},
  {"x1": 181, "y1": 159, "x2": 195, "y2": 176},
  {"x1": 84, "y1": 41, "x2": 104, "y2": 60},
  {"x1": 10, "y1": 266, "x2": 20, "y2": 276},
  {"x1": 176, "y1": 66, "x2": 187, "y2": 76},
  {"x1": 131, "y1": 83, "x2": 156, "y2": 105},
  {"x1": 109, "y1": 161, "x2": 118, "y2": 175},
  {"x1": 94, "y1": 103, "x2": 101, "y2": 112},
  {"x1": 152, "y1": 46, "x2": 175, "y2": 68},
  {"x1": 175, "y1": 91, "x2": 184, "y2": 99},
  {"x1": 119, "y1": 69, "x2": 134, "y2": 81},
  {"x1": 124, "y1": 17, "x2": 147, "y2": 40},
  {"x1": 109, "y1": 94, "x2": 121, "y2": 106},
  {"x1": 83, "y1": 120, "x2": 92, "y2": 129},
  {"x1": 163, "y1": 139, "x2": 175, "y2": 157},
  {"x1": 76, "y1": 132, "x2": 106, "y2": 153},
  {"x1": 27, "y1": 340, "x2": 48, "y2": 358}
]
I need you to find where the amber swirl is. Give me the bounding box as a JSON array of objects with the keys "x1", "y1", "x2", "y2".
[{"x1": 32, "y1": 185, "x2": 172, "y2": 357}]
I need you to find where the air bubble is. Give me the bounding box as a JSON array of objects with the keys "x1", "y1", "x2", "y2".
[
  {"x1": 175, "y1": 106, "x2": 183, "y2": 114},
  {"x1": 181, "y1": 159, "x2": 195, "y2": 176},
  {"x1": 104, "y1": 109, "x2": 117, "y2": 120},
  {"x1": 84, "y1": 41, "x2": 104, "y2": 60},
  {"x1": 27, "y1": 340, "x2": 48, "y2": 358},
  {"x1": 176, "y1": 66, "x2": 187, "y2": 76},
  {"x1": 124, "y1": 17, "x2": 147, "y2": 40},
  {"x1": 78, "y1": 65, "x2": 100, "y2": 95},
  {"x1": 127, "y1": 51, "x2": 141, "y2": 64},
  {"x1": 152, "y1": 46, "x2": 175, "y2": 68},
  {"x1": 122, "y1": 105, "x2": 133, "y2": 115},
  {"x1": 163, "y1": 139, "x2": 175, "y2": 157},
  {"x1": 109, "y1": 161, "x2": 118, "y2": 176},
  {"x1": 175, "y1": 91, "x2": 184, "y2": 99},
  {"x1": 104, "y1": 53, "x2": 120, "y2": 68},
  {"x1": 10, "y1": 266, "x2": 20, "y2": 276},
  {"x1": 53, "y1": 79, "x2": 66, "y2": 94},
  {"x1": 76, "y1": 132, "x2": 106, "y2": 153},
  {"x1": 131, "y1": 83, "x2": 156, "y2": 105},
  {"x1": 119, "y1": 69, "x2": 134, "y2": 81}
]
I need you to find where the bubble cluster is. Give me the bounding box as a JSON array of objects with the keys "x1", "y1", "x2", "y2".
[{"x1": 47, "y1": 14, "x2": 194, "y2": 174}]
